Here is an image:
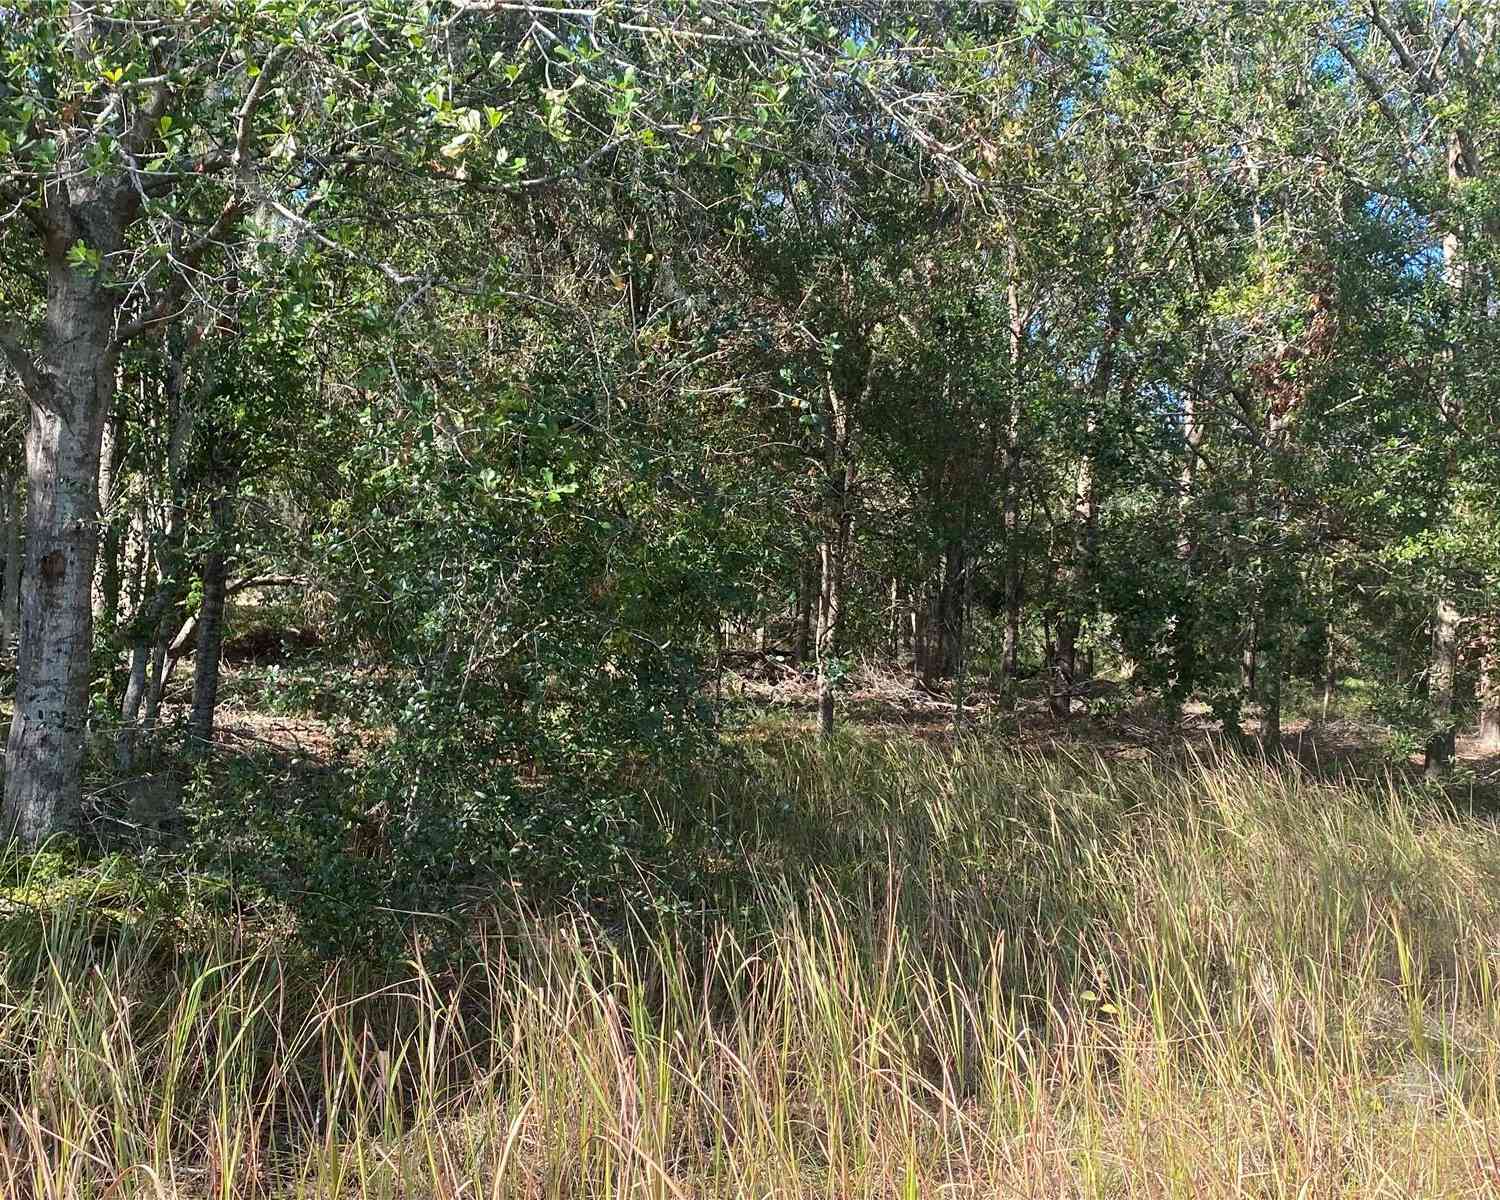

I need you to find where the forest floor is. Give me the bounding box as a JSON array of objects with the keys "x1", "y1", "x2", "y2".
[
  {"x1": 721, "y1": 653, "x2": 1500, "y2": 800},
  {"x1": 104, "y1": 599, "x2": 1500, "y2": 815},
  {"x1": 116, "y1": 660, "x2": 1500, "y2": 827},
  {"x1": 96, "y1": 633, "x2": 1500, "y2": 842}
]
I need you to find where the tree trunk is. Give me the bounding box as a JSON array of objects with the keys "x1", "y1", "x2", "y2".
[
  {"x1": 2, "y1": 417, "x2": 102, "y2": 840},
  {"x1": 952, "y1": 565, "x2": 973, "y2": 738},
  {"x1": 1052, "y1": 445, "x2": 1096, "y2": 721},
  {"x1": 794, "y1": 557, "x2": 815, "y2": 665},
  {"x1": 2, "y1": 271, "x2": 118, "y2": 844},
  {"x1": 921, "y1": 580, "x2": 941, "y2": 691},
  {"x1": 1257, "y1": 571, "x2": 1292, "y2": 756},
  {"x1": 895, "y1": 579, "x2": 913, "y2": 668},
  {"x1": 1257, "y1": 554, "x2": 1292, "y2": 758},
  {"x1": 116, "y1": 642, "x2": 151, "y2": 773},
  {"x1": 1052, "y1": 619, "x2": 1077, "y2": 719},
  {"x1": 143, "y1": 633, "x2": 173, "y2": 730},
  {"x1": 189, "y1": 490, "x2": 231, "y2": 748},
  {"x1": 938, "y1": 539, "x2": 965, "y2": 682},
  {"x1": 814, "y1": 365, "x2": 861, "y2": 739},
  {"x1": 117, "y1": 540, "x2": 189, "y2": 771},
  {"x1": 1001, "y1": 246, "x2": 1025, "y2": 684},
  {"x1": 882, "y1": 579, "x2": 894, "y2": 669},
  {"x1": 912, "y1": 588, "x2": 929, "y2": 682},
  {"x1": 1261, "y1": 631, "x2": 1283, "y2": 753},
  {"x1": 1430, "y1": 597, "x2": 1459, "y2": 724},
  {"x1": 1422, "y1": 130, "x2": 1473, "y2": 777},
  {"x1": 94, "y1": 401, "x2": 126, "y2": 636},
  {"x1": 1052, "y1": 320, "x2": 1110, "y2": 720},
  {"x1": 1001, "y1": 549, "x2": 1021, "y2": 679},
  {"x1": 1478, "y1": 615, "x2": 1500, "y2": 751},
  {"x1": 815, "y1": 522, "x2": 843, "y2": 738},
  {"x1": 116, "y1": 327, "x2": 209, "y2": 768},
  {"x1": 0, "y1": 471, "x2": 21, "y2": 655},
  {"x1": 1169, "y1": 368, "x2": 1205, "y2": 721},
  {"x1": 124, "y1": 498, "x2": 148, "y2": 621},
  {"x1": 1427, "y1": 595, "x2": 1460, "y2": 778},
  {"x1": 905, "y1": 596, "x2": 917, "y2": 673},
  {"x1": 1320, "y1": 620, "x2": 1336, "y2": 726}
]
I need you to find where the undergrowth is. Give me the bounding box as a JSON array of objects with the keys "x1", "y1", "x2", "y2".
[{"x1": 4, "y1": 737, "x2": 1500, "y2": 1196}]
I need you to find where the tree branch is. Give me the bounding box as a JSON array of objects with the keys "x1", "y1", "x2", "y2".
[
  {"x1": 165, "y1": 575, "x2": 309, "y2": 657},
  {"x1": 227, "y1": 573, "x2": 308, "y2": 598},
  {"x1": 0, "y1": 182, "x2": 49, "y2": 240},
  {"x1": 0, "y1": 316, "x2": 46, "y2": 407},
  {"x1": 234, "y1": 46, "x2": 292, "y2": 177},
  {"x1": 1332, "y1": 39, "x2": 1402, "y2": 129},
  {"x1": 1369, "y1": 2, "x2": 1434, "y2": 93},
  {"x1": 113, "y1": 46, "x2": 294, "y2": 348},
  {"x1": 111, "y1": 196, "x2": 250, "y2": 347},
  {"x1": 120, "y1": 79, "x2": 171, "y2": 159}
]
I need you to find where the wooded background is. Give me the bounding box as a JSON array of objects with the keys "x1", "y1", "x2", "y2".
[{"x1": 0, "y1": 0, "x2": 1497, "y2": 938}]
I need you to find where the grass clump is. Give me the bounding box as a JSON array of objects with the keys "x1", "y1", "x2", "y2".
[{"x1": 4, "y1": 737, "x2": 1500, "y2": 1196}]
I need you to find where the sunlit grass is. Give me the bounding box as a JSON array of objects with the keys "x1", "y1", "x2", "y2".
[{"x1": 5, "y1": 737, "x2": 1500, "y2": 1196}]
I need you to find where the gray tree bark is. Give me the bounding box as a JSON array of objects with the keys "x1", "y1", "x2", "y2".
[
  {"x1": 1426, "y1": 596, "x2": 1460, "y2": 779},
  {"x1": 190, "y1": 491, "x2": 234, "y2": 747},
  {"x1": 1169, "y1": 363, "x2": 1205, "y2": 721},
  {"x1": 0, "y1": 5, "x2": 278, "y2": 842},
  {"x1": 1052, "y1": 444, "x2": 1098, "y2": 720},
  {"x1": 794, "y1": 557, "x2": 815, "y2": 665},
  {"x1": 0, "y1": 471, "x2": 21, "y2": 655},
  {"x1": 1052, "y1": 308, "x2": 1113, "y2": 719},
  {"x1": 3, "y1": 262, "x2": 120, "y2": 843},
  {"x1": 815, "y1": 489, "x2": 848, "y2": 739},
  {"x1": 115, "y1": 334, "x2": 199, "y2": 772},
  {"x1": 814, "y1": 363, "x2": 863, "y2": 739},
  {"x1": 94, "y1": 401, "x2": 126, "y2": 635},
  {"x1": 1320, "y1": 619, "x2": 1337, "y2": 726},
  {"x1": 1000, "y1": 284, "x2": 1024, "y2": 685}
]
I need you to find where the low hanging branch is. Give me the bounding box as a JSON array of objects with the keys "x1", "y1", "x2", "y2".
[{"x1": 165, "y1": 574, "x2": 309, "y2": 658}]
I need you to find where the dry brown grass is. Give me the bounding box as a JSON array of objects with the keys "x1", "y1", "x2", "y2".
[{"x1": 5, "y1": 737, "x2": 1500, "y2": 1196}]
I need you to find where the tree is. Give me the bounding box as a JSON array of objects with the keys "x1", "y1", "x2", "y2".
[
  {"x1": 1322, "y1": 0, "x2": 1500, "y2": 766},
  {"x1": 0, "y1": 2, "x2": 453, "y2": 840}
]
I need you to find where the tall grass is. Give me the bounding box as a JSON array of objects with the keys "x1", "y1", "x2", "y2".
[{"x1": 5, "y1": 738, "x2": 1500, "y2": 1196}]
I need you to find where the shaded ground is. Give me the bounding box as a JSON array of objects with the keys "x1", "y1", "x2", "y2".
[
  {"x1": 720, "y1": 655, "x2": 1500, "y2": 804},
  {"x1": 90, "y1": 657, "x2": 376, "y2": 841},
  {"x1": 66, "y1": 618, "x2": 1500, "y2": 841}
]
